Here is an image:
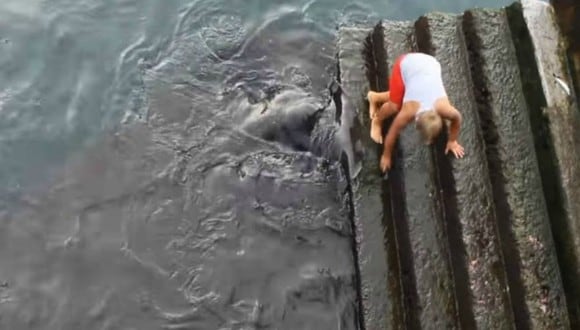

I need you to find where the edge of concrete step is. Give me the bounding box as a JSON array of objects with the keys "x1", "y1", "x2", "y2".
[
  {"x1": 337, "y1": 26, "x2": 399, "y2": 330},
  {"x1": 413, "y1": 10, "x2": 517, "y2": 330},
  {"x1": 382, "y1": 20, "x2": 459, "y2": 330},
  {"x1": 464, "y1": 6, "x2": 570, "y2": 329},
  {"x1": 507, "y1": 0, "x2": 580, "y2": 327}
]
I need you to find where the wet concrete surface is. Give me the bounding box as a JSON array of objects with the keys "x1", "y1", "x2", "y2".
[
  {"x1": 509, "y1": 1, "x2": 580, "y2": 327},
  {"x1": 337, "y1": 1, "x2": 580, "y2": 329},
  {"x1": 466, "y1": 7, "x2": 568, "y2": 329},
  {"x1": 379, "y1": 22, "x2": 421, "y2": 330},
  {"x1": 383, "y1": 21, "x2": 459, "y2": 330},
  {"x1": 415, "y1": 12, "x2": 513, "y2": 330},
  {"x1": 337, "y1": 26, "x2": 396, "y2": 330}
]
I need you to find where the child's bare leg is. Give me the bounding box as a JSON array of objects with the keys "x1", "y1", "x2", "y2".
[
  {"x1": 367, "y1": 91, "x2": 390, "y2": 119},
  {"x1": 371, "y1": 101, "x2": 399, "y2": 144}
]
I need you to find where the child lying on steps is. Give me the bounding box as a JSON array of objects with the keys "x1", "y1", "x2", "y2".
[{"x1": 367, "y1": 52, "x2": 465, "y2": 173}]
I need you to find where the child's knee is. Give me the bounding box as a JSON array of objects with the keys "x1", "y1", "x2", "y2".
[{"x1": 386, "y1": 101, "x2": 399, "y2": 113}]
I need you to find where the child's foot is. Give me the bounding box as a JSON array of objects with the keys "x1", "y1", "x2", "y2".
[
  {"x1": 367, "y1": 91, "x2": 377, "y2": 119},
  {"x1": 370, "y1": 117, "x2": 383, "y2": 144}
]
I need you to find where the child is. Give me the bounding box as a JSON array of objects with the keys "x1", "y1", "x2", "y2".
[{"x1": 367, "y1": 52, "x2": 465, "y2": 173}]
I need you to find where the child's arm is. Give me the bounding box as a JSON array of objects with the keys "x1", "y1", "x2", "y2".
[
  {"x1": 380, "y1": 109, "x2": 414, "y2": 172},
  {"x1": 436, "y1": 104, "x2": 462, "y2": 141},
  {"x1": 435, "y1": 103, "x2": 465, "y2": 158}
]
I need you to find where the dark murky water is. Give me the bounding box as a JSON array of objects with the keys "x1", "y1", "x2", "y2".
[{"x1": 0, "y1": 0, "x2": 511, "y2": 328}]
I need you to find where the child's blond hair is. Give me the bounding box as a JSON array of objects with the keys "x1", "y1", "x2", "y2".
[{"x1": 416, "y1": 110, "x2": 443, "y2": 145}]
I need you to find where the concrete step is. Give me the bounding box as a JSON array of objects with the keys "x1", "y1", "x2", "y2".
[
  {"x1": 336, "y1": 0, "x2": 580, "y2": 329},
  {"x1": 414, "y1": 11, "x2": 516, "y2": 330},
  {"x1": 508, "y1": 2, "x2": 580, "y2": 328},
  {"x1": 337, "y1": 26, "x2": 399, "y2": 330},
  {"x1": 462, "y1": 7, "x2": 568, "y2": 329},
  {"x1": 382, "y1": 20, "x2": 458, "y2": 330}
]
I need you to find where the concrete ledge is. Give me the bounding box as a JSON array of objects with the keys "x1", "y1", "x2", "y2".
[{"x1": 337, "y1": 26, "x2": 398, "y2": 330}]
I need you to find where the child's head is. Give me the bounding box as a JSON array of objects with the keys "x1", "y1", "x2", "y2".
[{"x1": 415, "y1": 110, "x2": 443, "y2": 145}]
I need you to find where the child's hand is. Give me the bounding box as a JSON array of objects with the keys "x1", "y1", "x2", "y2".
[
  {"x1": 445, "y1": 140, "x2": 465, "y2": 158},
  {"x1": 380, "y1": 153, "x2": 392, "y2": 173}
]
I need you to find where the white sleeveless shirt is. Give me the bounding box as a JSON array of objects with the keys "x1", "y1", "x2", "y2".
[{"x1": 399, "y1": 53, "x2": 447, "y2": 118}]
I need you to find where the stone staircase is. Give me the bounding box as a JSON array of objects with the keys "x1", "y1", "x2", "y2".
[{"x1": 336, "y1": 1, "x2": 580, "y2": 329}]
